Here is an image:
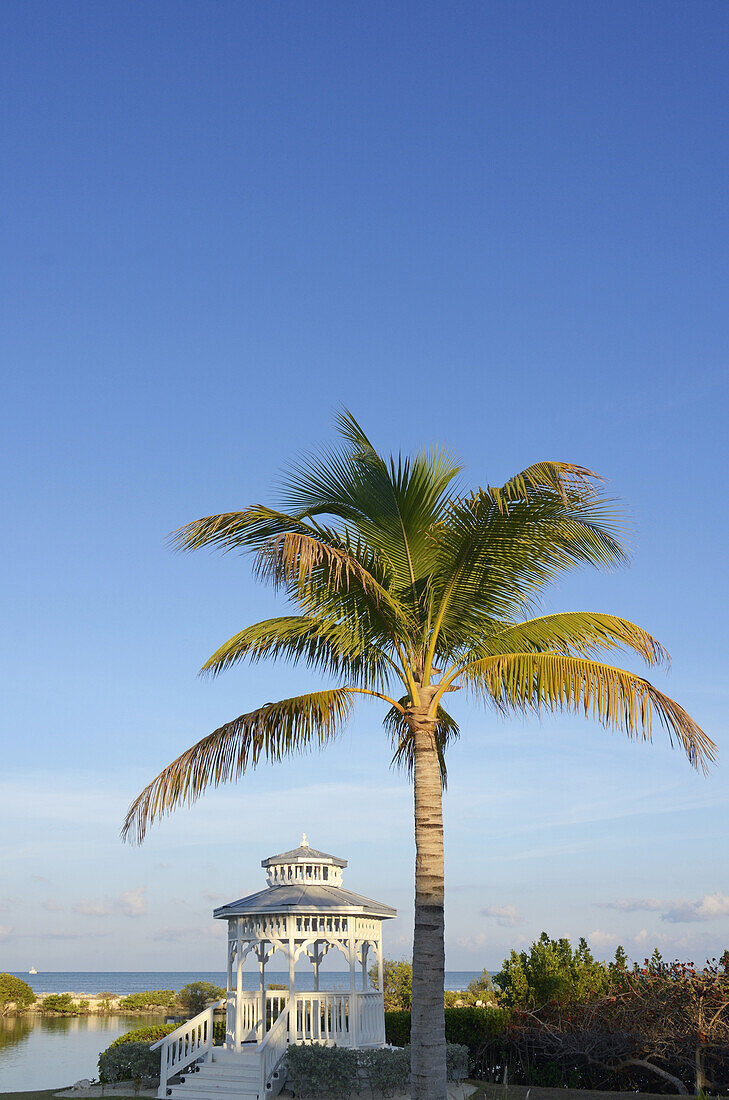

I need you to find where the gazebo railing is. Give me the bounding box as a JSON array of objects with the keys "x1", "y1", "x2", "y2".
[
  {"x1": 226, "y1": 989, "x2": 291, "y2": 1048},
  {"x1": 259, "y1": 999, "x2": 289, "y2": 1096},
  {"x1": 152, "y1": 997, "x2": 225, "y2": 1096},
  {"x1": 356, "y1": 991, "x2": 385, "y2": 1046},
  {"x1": 294, "y1": 992, "x2": 350, "y2": 1044},
  {"x1": 224, "y1": 989, "x2": 385, "y2": 1051}
]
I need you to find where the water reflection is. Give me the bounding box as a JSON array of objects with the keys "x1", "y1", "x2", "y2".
[
  {"x1": 0, "y1": 1015, "x2": 33, "y2": 1053},
  {"x1": 0, "y1": 1014, "x2": 165, "y2": 1091}
]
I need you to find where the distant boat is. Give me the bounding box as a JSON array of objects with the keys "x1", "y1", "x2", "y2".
[{"x1": 28, "y1": 967, "x2": 37, "y2": 974}]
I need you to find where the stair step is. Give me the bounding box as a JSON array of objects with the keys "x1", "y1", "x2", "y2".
[{"x1": 168, "y1": 1089, "x2": 258, "y2": 1100}]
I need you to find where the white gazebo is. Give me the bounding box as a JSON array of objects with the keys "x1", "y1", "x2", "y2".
[{"x1": 154, "y1": 836, "x2": 396, "y2": 1100}]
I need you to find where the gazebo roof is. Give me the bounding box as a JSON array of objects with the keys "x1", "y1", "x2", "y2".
[
  {"x1": 213, "y1": 882, "x2": 396, "y2": 920},
  {"x1": 262, "y1": 839, "x2": 347, "y2": 869}
]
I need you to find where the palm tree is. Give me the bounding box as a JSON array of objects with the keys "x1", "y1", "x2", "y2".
[{"x1": 123, "y1": 412, "x2": 714, "y2": 1100}]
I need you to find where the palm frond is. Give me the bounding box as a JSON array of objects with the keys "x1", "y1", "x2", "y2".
[
  {"x1": 484, "y1": 612, "x2": 669, "y2": 666},
  {"x1": 201, "y1": 615, "x2": 394, "y2": 689},
  {"x1": 462, "y1": 652, "x2": 716, "y2": 772},
  {"x1": 425, "y1": 471, "x2": 628, "y2": 660},
  {"x1": 487, "y1": 461, "x2": 605, "y2": 511},
  {"x1": 383, "y1": 699, "x2": 460, "y2": 790},
  {"x1": 121, "y1": 688, "x2": 354, "y2": 843},
  {"x1": 279, "y1": 410, "x2": 462, "y2": 612},
  {"x1": 169, "y1": 505, "x2": 314, "y2": 555}
]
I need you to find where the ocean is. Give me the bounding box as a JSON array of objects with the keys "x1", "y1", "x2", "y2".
[{"x1": 10, "y1": 970, "x2": 485, "y2": 994}]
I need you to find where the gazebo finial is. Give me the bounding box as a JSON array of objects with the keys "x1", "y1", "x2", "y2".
[{"x1": 300, "y1": 832, "x2": 309, "y2": 848}]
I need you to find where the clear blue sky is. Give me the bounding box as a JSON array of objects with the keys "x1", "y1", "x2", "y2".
[{"x1": 1, "y1": 0, "x2": 727, "y2": 972}]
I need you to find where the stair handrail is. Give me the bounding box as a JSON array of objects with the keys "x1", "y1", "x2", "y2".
[
  {"x1": 259, "y1": 998, "x2": 289, "y2": 1097},
  {"x1": 152, "y1": 997, "x2": 226, "y2": 1098}
]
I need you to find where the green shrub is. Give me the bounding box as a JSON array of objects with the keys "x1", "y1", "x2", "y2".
[
  {"x1": 41, "y1": 993, "x2": 78, "y2": 1014},
  {"x1": 385, "y1": 1006, "x2": 510, "y2": 1078},
  {"x1": 286, "y1": 1044, "x2": 470, "y2": 1097},
  {"x1": 108, "y1": 1023, "x2": 179, "y2": 1049},
  {"x1": 446, "y1": 1042, "x2": 469, "y2": 1081},
  {"x1": 368, "y1": 959, "x2": 412, "y2": 1011},
  {"x1": 98, "y1": 1041, "x2": 160, "y2": 1084},
  {"x1": 177, "y1": 981, "x2": 225, "y2": 1016},
  {"x1": 0, "y1": 974, "x2": 36, "y2": 1015},
  {"x1": 494, "y1": 933, "x2": 610, "y2": 1008},
  {"x1": 118, "y1": 989, "x2": 177, "y2": 1010},
  {"x1": 360, "y1": 1047, "x2": 409, "y2": 1095},
  {"x1": 286, "y1": 1045, "x2": 359, "y2": 1097}
]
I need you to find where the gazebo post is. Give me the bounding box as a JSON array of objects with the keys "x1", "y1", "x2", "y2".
[
  {"x1": 226, "y1": 935, "x2": 234, "y2": 1050},
  {"x1": 235, "y1": 922, "x2": 243, "y2": 1052},
  {"x1": 312, "y1": 940, "x2": 320, "y2": 992},
  {"x1": 361, "y1": 943, "x2": 369, "y2": 991},
  {"x1": 258, "y1": 944, "x2": 266, "y2": 1040},
  {"x1": 348, "y1": 926, "x2": 357, "y2": 1049},
  {"x1": 377, "y1": 934, "x2": 384, "y2": 994},
  {"x1": 288, "y1": 915, "x2": 296, "y2": 1045}
]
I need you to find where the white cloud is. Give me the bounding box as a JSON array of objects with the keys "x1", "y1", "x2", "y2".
[
  {"x1": 602, "y1": 891, "x2": 729, "y2": 924},
  {"x1": 72, "y1": 886, "x2": 146, "y2": 919},
  {"x1": 0, "y1": 897, "x2": 16, "y2": 912},
  {"x1": 481, "y1": 904, "x2": 523, "y2": 928},
  {"x1": 201, "y1": 890, "x2": 225, "y2": 902},
  {"x1": 601, "y1": 897, "x2": 663, "y2": 913},
  {"x1": 42, "y1": 898, "x2": 63, "y2": 912},
  {"x1": 73, "y1": 899, "x2": 112, "y2": 916},
  {"x1": 588, "y1": 929, "x2": 618, "y2": 951},
  {"x1": 0, "y1": 924, "x2": 13, "y2": 938},
  {"x1": 118, "y1": 887, "x2": 147, "y2": 918},
  {"x1": 662, "y1": 892, "x2": 729, "y2": 924}
]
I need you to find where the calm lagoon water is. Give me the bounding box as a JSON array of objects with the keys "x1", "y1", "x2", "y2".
[{"x1": 0, "y1": 1013, "x2": 165, "y2": 1092}]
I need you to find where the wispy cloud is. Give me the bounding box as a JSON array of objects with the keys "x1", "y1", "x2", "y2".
[
  {"x1": 201, "y1": 890, "x2": 225, "y2": 903},
  {"x1": 481, "y1": 904, "x2": 523, "y2": 928},
  {"x1": 72, "y1": 887, "x2": 147, "y2": 919},
  {"x1": 588, "y1": 929, "x2": 618, "y2": 951},
  {"x1": 0, "y1": 924, "x2": 13, "y2": 939},
  {"x1": 42, "y1": 898, "x2": 64, "y2": 912},
  {"x1": 118, "y1": 887, "x2": 147, "y2": 918},
  {"x1": 601, "y1": 891, "x2": 729, "y2": 924},
  {"x1": 0, "y1": 897, "x2": 16, "y2": 912},
  {"x1": 73, "y1": 899, "x2": 112, "y2": 916}
]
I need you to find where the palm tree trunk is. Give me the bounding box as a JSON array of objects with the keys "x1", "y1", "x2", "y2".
[{"x1": 411, "y1": 718, "x2": 447, "y2": 1100}]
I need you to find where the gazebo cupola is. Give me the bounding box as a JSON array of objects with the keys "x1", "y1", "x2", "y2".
[
  {"x1": 262, "y1": 834, "x2": 346, "y2": 887},
  {"x1": 212, "y1": 835, "x2": 396, "y2": 1054}
]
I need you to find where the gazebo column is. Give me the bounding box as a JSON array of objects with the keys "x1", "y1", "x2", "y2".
[
  {"x1": 360, "y1": 943, "x2": 369, "y2": 991},
  {"x1": 287, "y1": 915, "x2": 296, "y2": 1045},
  {"x1": 377, "y1": 935, "x2": 384, "y2": 995},
  {"x1": 348, "y1": 925, "x2": 357, "y2": 1048},
  {"x1": 312, "y1": 940, "x2": 320, "y2": 991},
  {"x1": 235, "y1": 922, "x2": 244, "y2": 1052},
  {"x1": 256, "y1": 943, "x2": 268, "y2": 1040}
]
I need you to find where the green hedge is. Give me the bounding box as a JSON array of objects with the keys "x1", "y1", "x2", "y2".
[
  {"x1": 118, "y1": 989, "x2": 177, "y2": 1010},
  {"x1": 40, "y1": 993, "x2": 80, "y2": 1015},
  {"x1": 385, "y1": 1006, "x2": 510, "y2": 1078},
  {"x1": 108, "y1": 1023, "x2": 179, "y2": 1049},
  {"x1": 99, "y1": 1041, "x2": 161, "y2": 1084},
  {"x1": 285, "y1": 1043, "x2": 469, "y2": 1096}
]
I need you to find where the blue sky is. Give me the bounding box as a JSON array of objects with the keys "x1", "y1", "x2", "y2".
[{"x1": 1, "y1": 0, "x2": 727, "y2": 972}]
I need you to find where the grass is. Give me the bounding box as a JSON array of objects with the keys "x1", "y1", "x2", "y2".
[{"x1": 0, "y1": 1093, "x2": 142, "y2": 1100}]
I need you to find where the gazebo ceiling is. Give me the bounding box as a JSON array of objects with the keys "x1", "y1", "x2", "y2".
[{"x1": 214, "y1": 881, "x2": 396, "y2": 920}]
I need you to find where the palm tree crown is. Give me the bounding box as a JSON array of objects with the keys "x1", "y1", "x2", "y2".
[{"x1": 124, "y1": 412, "x2": 712, "y2": 843}]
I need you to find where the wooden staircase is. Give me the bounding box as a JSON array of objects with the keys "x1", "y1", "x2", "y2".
[{"x1": 167, "y1": 1046, "x2": 284, "y2": 1100}]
